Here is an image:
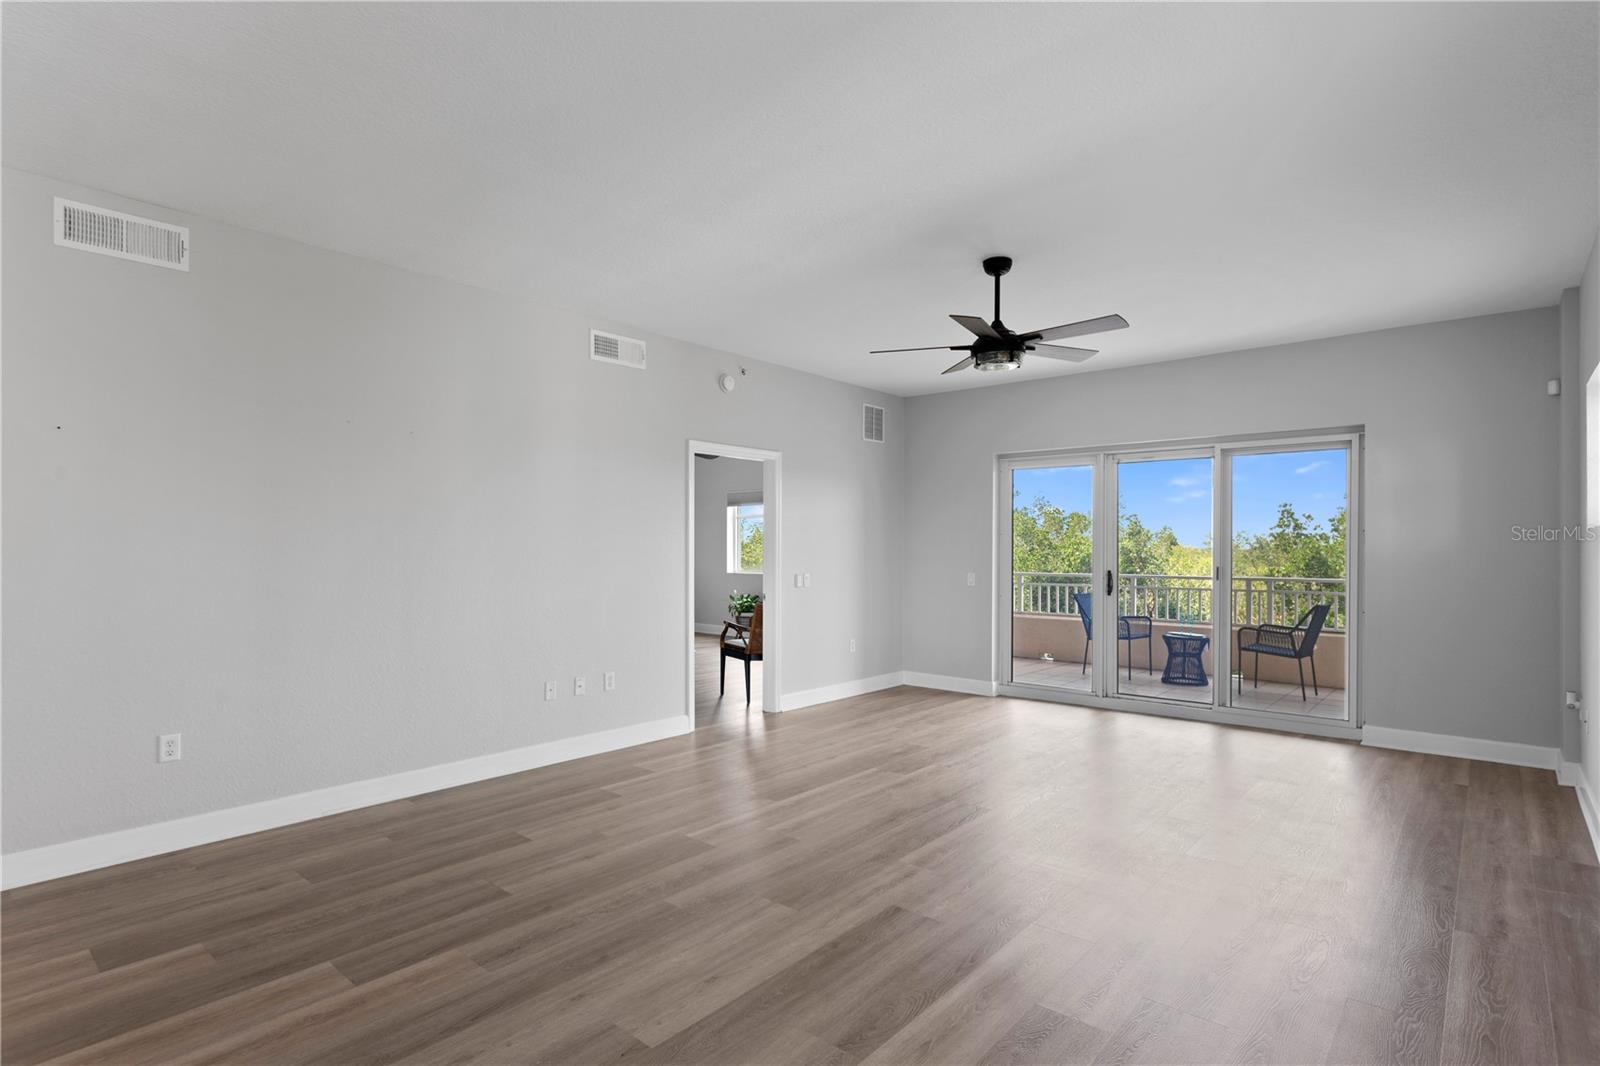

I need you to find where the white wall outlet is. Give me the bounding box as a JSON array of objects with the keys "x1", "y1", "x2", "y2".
[
  {"x1": 544, "y1": 681, "x2": 557, "y2": 701},
  {"x1": 574, "y1": 676, "x2": 586, "y2": 696},
  {"x1": 158, "y1": 733, "x2": 181, "y2": 762},
  {"x1": 803, "y1": 572, "x2": 812, "y2": 588},
  {"x1": 604, "y1": 671, "x2": 616, "y2": 691},
  {"x1": 850, "y1": 638, "x2": 857, "y2": 653},
  {"x1": 966, "y1": 572, "x2": 976, "y2": 587}
]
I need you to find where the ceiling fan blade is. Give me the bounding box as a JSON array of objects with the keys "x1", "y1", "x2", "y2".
[
  {"x1": 950, "y1": 315, "x2": 1000, "y2": 339},
  {"x1": 1027, "y1": 344, "x2": 1098, "y2": 364},
  {"x1": 941, "y1": 355, "x2": 976, "y2": 375},
  {"x1": 870, "y1": 345, "x2": 971, "y2": 354},
  {"x1": 1020, "y1": 313, "x2": 1129, "y2": 343}
]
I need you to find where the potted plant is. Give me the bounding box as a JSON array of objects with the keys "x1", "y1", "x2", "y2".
[{"x1": 728, "y1": 590, "x2": 762, "y2": 626}]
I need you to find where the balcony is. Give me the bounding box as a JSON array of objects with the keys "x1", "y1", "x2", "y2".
[{"x1": 1010, "y1": 572, "x2": 1347, "y2": 720}]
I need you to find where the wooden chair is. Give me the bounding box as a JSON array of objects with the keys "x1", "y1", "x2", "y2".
[{"x1": 720, "y1": 602, "x2": 764, "y2": 704}]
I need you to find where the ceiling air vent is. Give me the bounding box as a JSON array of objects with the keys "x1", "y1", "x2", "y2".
[
  {"x1": 590, "y1": 329, "x2": 646, "y2": 370},
  {"x1": 54, "y1": 198, "x2": 189, "y2": 271},
  {"x1": 863, "y1": 404, "x2": 885, "y2": 443}
]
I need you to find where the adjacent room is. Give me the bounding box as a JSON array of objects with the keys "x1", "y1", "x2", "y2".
[
  {"x1": 3, "y1": 3, "x2": 1598, "y2": 1065},
  {"x1": 693, "y1": 450, "x2": 768, "y2": 723}
]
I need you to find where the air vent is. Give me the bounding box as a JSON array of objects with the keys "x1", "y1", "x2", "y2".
[
  {"x1": 590, "y1": 329, "x2": 646, "y2": 370},
  {"x1": 54, "y1": 198, "x2": 189, "y2": 271},
  {"x1": 863, "y1": 404, "x2": 885, "y2": 443}
]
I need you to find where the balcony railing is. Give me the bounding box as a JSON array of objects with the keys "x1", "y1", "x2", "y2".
[
  {"x1": 1013, "y1": 572, "x2": 1347, "y2": 631},
  {"x1": 1231, "y1": 575, "x2": 1348, "y2": 631},
  {"x1": 1014, "y1": 572, "x2": 1094, "y2": 616}
]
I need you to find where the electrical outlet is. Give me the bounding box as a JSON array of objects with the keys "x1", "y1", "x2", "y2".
[
  {"x1": 158, "y1": 733, "x2": 181, "y2": 762},
  {"x1": 544, "y1": 681, "x2": 557, "y2": 701},
  {"x1": 850, "y1": 638, "x2": 857, "y2": 653},
  {"x1": 604, "y1": 671, "x2": 616, "y2": 691},
  {"x1": 803, "y1": 573, "x2": 812, "y2": 588},
  {"x1": 574, "y1": 676, "x2": 586, "y2": 696},
  {"x1": 966, "y1": 572, "x2": 976, "y2": 587}
]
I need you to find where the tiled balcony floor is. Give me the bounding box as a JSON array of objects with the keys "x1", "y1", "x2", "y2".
[{"x1": 1009, "y1": 656, "x2": 1347, "y2": 721}]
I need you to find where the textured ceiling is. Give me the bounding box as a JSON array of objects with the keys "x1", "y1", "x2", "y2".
[{"x1": 4, "y1": 2, "x2": 1597, "y2": 395}]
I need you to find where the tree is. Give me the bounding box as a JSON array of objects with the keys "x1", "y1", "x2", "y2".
[
  {"x1": 1014, "y1": 496, "x2": 1344, "y2": 580},
  {"x1": 1232, "y1": 504, "x2": 1346, "y2": 578},
  {"x1": 1012, "y1": 494, "x2": 1091, "y2": 573},
  {"x1": 739, "y1": 523, "x2": 764, "y2": 572}
]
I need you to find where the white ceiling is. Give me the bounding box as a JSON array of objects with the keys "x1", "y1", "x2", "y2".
[{"x1": 5, "y1": 3, "x2": 1596, "y2": 396}]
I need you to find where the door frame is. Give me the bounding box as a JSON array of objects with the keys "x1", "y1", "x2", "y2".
[
  {"x1": 1217, "y1": 433, "x2": 1361, "y2": 730},
  {"x1": 1105, "y1": 445, "x2": 1218, "y2": 708},
  {"x1": 686, "y1": 440, "x2": 782, "y2": 721},
  {"x1": 995, "y1": 452, "x2": 1105, "y2": 691},
  {"x1": 994, "y1": 428, "x2": 1363, "y2": 740}
]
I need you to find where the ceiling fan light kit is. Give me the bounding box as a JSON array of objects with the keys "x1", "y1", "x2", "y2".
[{"x1": 870, "y1": 256, "x2": 1128, "y2": 377}]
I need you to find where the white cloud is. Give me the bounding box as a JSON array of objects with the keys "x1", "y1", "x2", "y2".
[
  {"x1": 1294, "y1": 459, "x2": 1329, "y2": 476},
  {"x1": 1165, "y1": 489, "x2": 1206, "y2": 503},
  {"x1": 1169, "y1": 475, "x2": 1200, "y2": 487}
]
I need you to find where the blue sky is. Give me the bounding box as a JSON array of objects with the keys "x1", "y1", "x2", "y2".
[{"x1": 1013, "y1": 448, "x2": 1346, "y2": 547}]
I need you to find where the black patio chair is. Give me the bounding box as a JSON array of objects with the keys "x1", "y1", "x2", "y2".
[
  {"x1": 1072, "y1": 591, "x2": 1153, "y2": 681},
  {"x1": 1236, "y1": 603, "x2": 1330, "y2": 700}
]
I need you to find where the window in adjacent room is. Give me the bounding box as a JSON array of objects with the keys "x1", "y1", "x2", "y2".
[{"x1": 727, "y1": 495, "x2": 764, "y2": 574}]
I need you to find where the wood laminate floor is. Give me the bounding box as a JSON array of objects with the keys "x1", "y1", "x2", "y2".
[{"x1": 3, "y1": 686, "x2": 1597, "y2": 1065}]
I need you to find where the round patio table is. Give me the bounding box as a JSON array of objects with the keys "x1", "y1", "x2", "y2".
[{"x1": 1161, "y1": 631, "x2": 1210, "y2": 686}]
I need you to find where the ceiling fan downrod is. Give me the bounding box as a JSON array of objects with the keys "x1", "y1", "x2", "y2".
[{"x1": 983, "y1": 255, "x2": 1011, "y2": 329}]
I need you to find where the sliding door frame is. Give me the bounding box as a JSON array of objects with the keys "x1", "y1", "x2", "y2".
[
  {"x1": 995, "y1": 428, "x2": 1363, "y2": 741},
  {"x1": 1106, "y1": 446, "x2": 1218, "y2": 708},
  {"x1": 995, "y1": 452, "x2": 1107, "y2": 692},
  {"x1": 1217, "y1": 433, "x2": 1361, "y2": 731}
]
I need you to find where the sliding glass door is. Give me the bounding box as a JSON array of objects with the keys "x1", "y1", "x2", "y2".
[
  {"x1": 1007, "y1": 458, "x2": 1098, "y2": 695},
  {"x1": 1223, "y1": 443, "x2": 1352, "y2": 722},
  {"x1": 1111, "y1": 453, "x2": 1215, "y2": 707},
  {"x1": 1000, "y1": 433, "x2": 1359, "y2": 732}
]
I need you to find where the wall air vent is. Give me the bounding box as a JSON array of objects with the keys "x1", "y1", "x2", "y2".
[
  {"x1": 863, "y1": 404, "x2": 885, "y2": 443},
  {"x1": 590, "y1": 329, "x2": 646, "y2": 370},
  {"x1": 54, "y1": 198, "x2": 189, "y2": 271}
]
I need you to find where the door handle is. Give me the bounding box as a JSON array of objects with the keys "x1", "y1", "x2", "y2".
[{"x1": 1105, "y1": 569, "x2": 1113, "y2": 596}]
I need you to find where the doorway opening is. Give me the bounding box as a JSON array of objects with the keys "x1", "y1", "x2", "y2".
[{"x1": 686, "y1": 441, "x2": 781, "y2": 728}]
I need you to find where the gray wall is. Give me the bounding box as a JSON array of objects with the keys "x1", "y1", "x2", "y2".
[
  {"x1": 1560, "y1": 287, "x2": 1582, "y2": 764},
  {"x1": 694, "y1": 456, "x2": 764, "y2": 628},
  {"x1": 1579, "y1": 236, "x2": 1600, "y2": 797},
  {"x1": 903, "y1": 308, "x2": 1565, "y2": 748},
  {"x1": 2, "y1": 168, "x2": 906, "y2": 852}
]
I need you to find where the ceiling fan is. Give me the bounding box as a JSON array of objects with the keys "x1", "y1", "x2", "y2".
[{"x1": 871, "y1": 257, "x2": 1128, "y2": 375}]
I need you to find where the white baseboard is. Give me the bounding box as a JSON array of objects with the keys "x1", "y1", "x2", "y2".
[
  {"x1": 692, "y1": 622, "x2": 722, "y2": 636},
  {"x1": 1361, "y1": 725, "x2": 1559, "y2": 770},
  {"x1": 782, "y1": 672, "x2": 904, "y2": 712},
  {"x1": 0, "y1": 715, "x2": 691, "y2": 890},
  {"x1": 1557, "y1": 761, "x2": 1600, "y2": 860},
  {"x1": 902, "y1": 671, "x2": 998, "y2": 697}
]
